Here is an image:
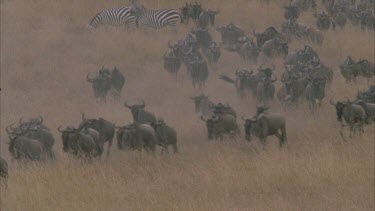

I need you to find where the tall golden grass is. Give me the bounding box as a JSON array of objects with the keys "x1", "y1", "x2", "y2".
[{"x1": 0, "y1": 0, "x2": 374, "y2": 210}]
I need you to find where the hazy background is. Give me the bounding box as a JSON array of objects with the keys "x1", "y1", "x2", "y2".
[{"x1": 0, "y1": 0, "x2": 374, "y2": 210}]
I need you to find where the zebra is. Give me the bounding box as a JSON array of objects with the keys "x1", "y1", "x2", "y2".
[
  {"x1": 88, "y1": 7, "x2": 137, "y2": 30},
  {"x1": 129, "y1": 0, "x2": 182, "y2": 31}
]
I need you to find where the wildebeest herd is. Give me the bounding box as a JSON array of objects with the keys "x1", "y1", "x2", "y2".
[{"x1": 1, "y1": 0, "x2": 374, "y2": 186}]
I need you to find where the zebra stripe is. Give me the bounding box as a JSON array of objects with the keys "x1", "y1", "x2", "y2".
[
  {"x1": 88, "y1": 7, "x2": 137, "y2": 30},
  {"x1": 130, "y1": 3, "x2": 182, "y2": 30}
]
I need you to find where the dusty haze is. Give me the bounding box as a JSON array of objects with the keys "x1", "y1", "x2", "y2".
[{"x1": 0, "y1": 0, "x2": 374, "y2": 210}]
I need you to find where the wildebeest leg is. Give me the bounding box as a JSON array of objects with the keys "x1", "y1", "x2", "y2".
[
  {"x1": 47, "y1": 150, "x2": 56, "y2": 160},
  {"x1": 172, "y1": 143, "x2": 178, "y2": 153},
  {"x1": 274, "y1": 133, "x2": 284, "y2": 148},
  {"x1": 106, "y1": 138, "x2": 113, "y2": 157},
  {"x1": 259, "y1": 137, "x2": 266, "y2": 149}
]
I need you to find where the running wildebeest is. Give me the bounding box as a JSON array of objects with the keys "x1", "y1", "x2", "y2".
[
  {"x1": 197, "y1": 9, "x2": 219, "y2": 29},
  {"x1": 7, "y1": 135, "x2": 44, "y2": 161},
  {"x1": 305, "y1": 77, "x2": 326, "y2": 113},
  {"x1": 6, "y1": 116, "x2": 55, "y2": 159},
  {"x1": 87, "y1": 66, "x2": 125, "y2": 102},
  {"x1": 150, "y1": 119, "x2": 178, "y2": 153},
  {"x1": 58, "y1": 126, "x2": 102, "y2": 158},
  {"x1": 201, "y1": 114, "x2": 240, "y2": 140},
  {"x1": 0, "y1": 156, "x2": 8, "y2": 184},
  {"x1": 124, "y1": 101, "x2": 157, "y2": 124},
  {"x1": 219, "y1": 68, "x2": 258, "y2": 98},
  {"x1": 330, "y1": 98, "x2": 366, "y2": 139},
  {"x1": 164, "y1": 51, "x2": 181, "y2": 77},
  {"x1": 190, "y1": 94, "x2": 214, "y2": 116},
  {"x1": 116, "y1": 123, "x2": 157, "y2": 153},
  {"x1": 79, "y1": 114, "x2": 115, "y2": 156},
  {"x1": 243, "y1": 110, "x2": 287, "y2": 148}
]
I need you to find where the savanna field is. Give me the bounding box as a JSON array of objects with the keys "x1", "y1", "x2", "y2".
[{"x1": 0, "y1": 0, "x2": 374, "y2": 210}]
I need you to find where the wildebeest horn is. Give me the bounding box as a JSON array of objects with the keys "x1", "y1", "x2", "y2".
[
  {"x1": 200, "y1": 115, "x2": 207, "y2": 121},
  {"x1": 6, "y1": 124, "x2": 14, "y2": 134},
  {"x1": 183, "y1": 46, "x2": 193, "y2": 55},
  {"x1": 124, "y1": 102, "x2": 130, "y2": 108},
  {"x1": 57, "y1": 126, "x2": 64, "y2": 132},
  {"x1": 168, "y1": 41, "x2": 176, "y2": 49},
  {"x1": 38, "y1": 115, "x2": 43, "y2": 124},
  {"x1": 19, "y1": 117, "x2": 24, "y2": 125},
  {"x1": 329, "y1": 97, "x2": 336, "y2": 105},
  {"x1": 86, "y1": 73, "x2": 95, "y2": 82}
]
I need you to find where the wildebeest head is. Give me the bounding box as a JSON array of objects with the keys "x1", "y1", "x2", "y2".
[
  {"x1": 330, "y1": 98, "x2": 350, "y2": 122},
  {"x1": 203, "y1": 9, "x2": 220, "y2": 27},
  {"x1": 17, "y1": 116, "x2": 45, "y2": 131},
  {"x1": 191, "y1": 94, "x2": 209, "y2": 112},
  {"x1": 116, "y1": 125, "x2": 136, "y2": 150},
  {"x1": 124, "y1": 101, "x2": 145, "y2": 111},
  {"x1": 57, "y1": 126, "x2": 77, "y2": 152},
  {"x1": 242, "y1": 116, "x2": 255, "y2": 142},
  {"x1": 201, "y1": 115, "x2": 215, "y2": 139}
]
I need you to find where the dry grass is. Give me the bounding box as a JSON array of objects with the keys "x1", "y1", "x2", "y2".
[{"x1": 0, "y1": 0, "x2": 374, "y2": 210}]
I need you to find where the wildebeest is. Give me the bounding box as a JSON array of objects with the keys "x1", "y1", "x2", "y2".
[
  {"x1": 201, "y1": 114, "x2": 240, "y2": 140},
  {"x1": 356, "y1": 86, "x2": 375, "y2": 103},
  {"x1": 253, "y1": 26, "x2": 286, "y2": 49},
  {"x1": 282, "y1": 19, "x2": 324, "y2": 45},
  {"x1": 116, "y1": 123, "x2": 157, "y2": 153},
  {"x1": 216, "y1": 23, "x2": 245, "y2": 49},
  {"x1": 260, "y1": 37, "x2": 288, "y2": 58},
  {"x1": 87, "y1": 66, "x2": 126, "y2": 102},
  {"x1": 191, "y1": 27, "x2": 213, "y2": 49},
  {"x1": 284, "y1": 3, "x2": 300, "y2": 20},
  {"x1": 197, "y1": 9, "x2": 219, "y2": 29},
  {"x1": 256, "y1": 68, "x2": 277, "y2": 104},
  {"x1": 354, "y1": 100, "x2": 375, "y2": 124},
  {"x1": 291, "y1": 0, "x2": 317, "y2": 11},
  {"x1": 6, "y1": 116, "x2": 55, "y2": 159},
  {"x1": 164, "y1": 51, "x2": 181, "y2": 77},
  {"x1": 190, "y1": 94, "x2": 214, "y2": 116},
  {"x1": 237, "y1": 36, "x2": 259, "y2": 64},
  {"x1": 202, "y1": 42, "x2": 221, "y2": 65},
  {"x1": 124, "y1": 101, "x2": 157, "y2": 124},
  {"x1": 79, "y1": 114, "x2": 115, "y2": 156},
  {"x1": 339, "y1": 56, "x2": 375, "y2": 83},
  {"x1": 8, "y1": 136, "x2": 44, "y2": 161},
  {"x1": 185, "y1": 55, "x2": 209, "y2": 88},
  {"x1": 211, "y1": 103, "x2": 238, "y2": 119},
  {"x1": 0, "y1": 156, "x2": 8, "y2": 183},
  {"x1": 150, "y1": 119, "x2": 178, "y2": 153},
  {"x1": 243, "y1": 113, "x2": 287, "y2": 148},
  {"x1": 305, "y1": 78, "x2": 326, "y2": 113},
  {"x1": 180, "y1": 2, "x2": 203, "y2": 24},
  {"x1": 58, "y1": 126, "x2": 102, "y2": 158},
  {"x1": 330, "y1": 98, "x2": 366, "y2": 139},
  {"x1": 219, "y1": 69, "x2": 258, "y2": 98},
  {"x1": 278, "y1": 69, "x2": 306, "y2": 108},
  {"x1": 314, "y1": 11, "x2": 334, "y2": 31}
]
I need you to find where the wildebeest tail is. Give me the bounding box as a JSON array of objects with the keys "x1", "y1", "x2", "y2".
[{"x1": 219, "y1": 75, "x2": 235, "y2": 83}]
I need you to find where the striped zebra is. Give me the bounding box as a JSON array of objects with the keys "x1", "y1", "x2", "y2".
[
  {"x1": 88, "y1": 7, "x2": 137, "y2": 30},
  {"x1": 129, "y1": 1, "x2": 182, "y2": 31}
]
